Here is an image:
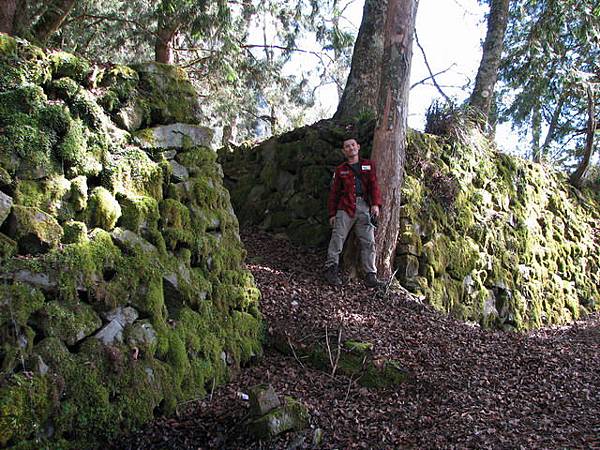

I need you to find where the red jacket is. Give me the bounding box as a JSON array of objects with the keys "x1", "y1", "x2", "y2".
[{"x1": 327, "y1": 158, "x2": 382, "y2": 218}]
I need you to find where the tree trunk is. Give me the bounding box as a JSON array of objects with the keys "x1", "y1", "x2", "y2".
[
  {"x1": 570, "y1": 85, "x2": 596, "y2": 187},
  {"x1": 531, "y1": 104, "x2": 542, "y2": 162},
  {"x1": 0, "y1": 0, "x2": 17, "y2": 35},
  {"x1": 541, "y1": 91, "x2": 567, "y2": 154},
  {"x1": 155, "y1": 22, "x2": 178, "y2": 64},
  {"x1": 333, "y1": 0, "x2": 388, "y2": 123},
  {"x1": 32, "y1": 0, "x2": 76, "y2": 43},
  {"x1": 469, "y1": 0, "x2": 509, "y2": 128},
  {"x1": 371, "y1": 0, "x2": 418, "y2": 279}
]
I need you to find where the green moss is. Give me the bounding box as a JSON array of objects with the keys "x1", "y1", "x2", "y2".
[
  {"x1": 104, "y1": 147, "x2": 163, "y2": 199},
  {"x1": 38, "y1": 301, "x2": 102, "y2": 346},
  {"x1": 62, "y1": 220, "x2": 88, "y2": 244},
  {"x1": 57, "y1": 117, "x2": 87, "y2": 165},
  {"x1": 49, "y1": 51, "x2": 91, "y2": 83},
  {"x1": 0, "y1": 34, "x2": 17, "y2": 56},
  {"x1": 87, "y1": 187, "x2": 122, "y2": 231},
  {"x1": 119, "y1": 195, "x2": 159, "y2": 232},
  {"x1": 0, "y1": 374, "x2": 54, "y2": 447},
  {"x1": 49, "y1": 78, "x2": 106, "y2": 130}
]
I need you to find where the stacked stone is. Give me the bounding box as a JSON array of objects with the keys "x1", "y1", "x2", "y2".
[
  {"x1": 0, "y1": 36, "x2": 262, "y2": 447},
  {"x1": 219, "y1": 119, "x2": 376, "y2": 247},
  {"x1": 222, "y1": 119, "x2": 599, "y2": 331}
]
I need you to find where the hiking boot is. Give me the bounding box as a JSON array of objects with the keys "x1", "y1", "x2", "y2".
[
  {"x1": 365, "y1": 272, "x2": 383, "y2": 288},
  {"x1": 325, "y1": 265, "x2": 342, "y2": 286}
]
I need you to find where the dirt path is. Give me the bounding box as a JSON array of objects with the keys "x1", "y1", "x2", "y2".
[{"x1": 116, "y1": 229, "x2": 600, "y2": 449}]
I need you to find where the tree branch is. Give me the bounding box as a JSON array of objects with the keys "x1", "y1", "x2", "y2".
[{"x1": 414, "y1": 30, "x2": 452, "y2": 103}]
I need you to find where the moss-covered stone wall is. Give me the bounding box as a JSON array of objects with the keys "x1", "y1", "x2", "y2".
[
  {"x1": 0, "y1": 36, "x2": 262, "y2": 448},
  {"x1": 220, "y1": 120, "x2": 599, "y2": 331}
]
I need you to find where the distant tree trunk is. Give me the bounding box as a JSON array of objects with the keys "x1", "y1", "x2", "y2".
[
  {"x1": 541, "y1": 91, "x2": 567, "y2": 154},
  {"x1": 32, "y1": 0, "x2": 76, "y2": 42},
  {"x1": 571, "y1": 85, "x2": 596, "y2": 187},
  {"x1": 155, "y1": 22, "x2": 179, "y2": 64},
  {"x1": 0, "y1": 0, "x2": 18, "y2": 35},
  {"x1": 371, "y1": 0, "x2": 418, "y2": 279},
  {"x1": 469, "y1": 0, "x2": 509, "y2": 128},
  {"x1": 333, "y1": 0, "x2": 388, "y2": 122},
  {"x1": 531, "y1": 104, "x2": 542, "y2": 162}
]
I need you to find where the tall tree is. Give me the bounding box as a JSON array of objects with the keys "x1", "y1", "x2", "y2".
[
  {"x1": 469, "y1": 0, "x2": 510, "y2": 128},
  {"x1": 570, "y1": 84, "x2": 597, "y2": 187},
  {"x1": 0, "y1": 0, "x2": 29, "y2": 36},
  {"x1": 32, "y1": 0, "x2": 76, "y2": 43},
  {"x1": 498, "y1": 0, "x2": 599, "y2": 167},
  {"x1": 371, "y1": 0, "x2": 418, "y2": 278},
  {"x1": 333, "y1": 0, "x2": 388, "y2": 122}
]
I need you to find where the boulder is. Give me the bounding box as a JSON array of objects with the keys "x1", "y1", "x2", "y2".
[
  {"x1": 87, "y1": 187, "x2": 121, "y2": 231},
  {"x1": 248, "y1": 384, "x2": 281, "y2": 417},
  {"x1": 110, "y1": 227, "x2": 157, "y2": 254},
  {"x1": 5, "y1": 205, "x2": 63, "y2": 254},
  {"x1": 136, "y1": 123, "x2": 213, "y2": 149},
  {"x1": 248, "y1": 396, "x2": 310, "y2": 440},
  {"x1": 169, "y1": 160, "x2": 189, "y2": 182},
  {"x1": 95, "y1": 306, "x2": 139, "y2": 346}
]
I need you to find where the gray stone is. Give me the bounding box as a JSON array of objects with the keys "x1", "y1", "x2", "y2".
[
  {"x1": 95, "y1": 320, "x2": 124, "y2": 345},
  {"x1": 169, "y1": 160, "x2": 189, "y2": 182},
  {"x1": 111, "y1": 227, "x2": 157, "y2": 254},
  {"x1": 34, "y1": 355, "x2": 49, "y2": 375},
  {"x1": 0, "y1": 191, "x2": 13, "y2": 226},
  {"x1": 162, "y1": 150, "x2": 177, "y2": 160},
  {"x1": 102, "y1": 306, "x2": 139, "y2": 326},
  {"x1": 482, "y1": 289, "x2": 498, "y2": 318},
  {"x1": 116, "y1": 100, "x2": 145, "y2": 131},
  {"x1": 396, "y1": 254, "x2": 420, "y2": 281},
  {"x1": 14, "y1": 270, "x2": 56, "y2": 291},
  {"x1": 248, "y1": 384, "x2": 281, "y2": 417},
  {"x1": 248, "y1": 397, "x2": 310, "y2": 440},
  {"x1": 137, "y1": 123, "x2": 214, "y2": 149}
]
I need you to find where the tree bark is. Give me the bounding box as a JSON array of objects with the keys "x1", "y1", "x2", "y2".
[
  {"x1": 541, "y1": 91, "x2": 567, "y2": 154},
  {"x1": 531, "y1": 104, "x2": 542, "y2": 162},
  {"x1": 32, "y1": 0, "x2": 76, "y2": 42},
  {"x1": 570, "y1": 85, "x2": 596, "y2": 187},
  {"x1": 469, "y1": 0, "x2": 509, "y2": 128},
  {"x1": 155, "y1": 22, "x2": 179, "y2": 64},
  {"x1": 0, "y1": 0, "x2": 18, "y2": 35},
  {"x1": 371, "y1": 0, "x2": 418, "y2": 279},
  {"x1": 333, "y1": 0, "x2": 388, "y2": 122}
]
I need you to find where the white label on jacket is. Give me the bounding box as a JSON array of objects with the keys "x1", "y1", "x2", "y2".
[{"x1": 361, "y1": 165, "x2": 371, "y2": 171}]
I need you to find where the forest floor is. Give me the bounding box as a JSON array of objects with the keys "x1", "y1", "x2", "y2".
[{"x1": 117, "y1": 229, "x2": 600, "y2": 449}]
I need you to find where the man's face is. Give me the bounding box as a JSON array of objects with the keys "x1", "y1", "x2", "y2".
[{"x1": 342, "y1": 139, "x2": 360, "y2": 159}]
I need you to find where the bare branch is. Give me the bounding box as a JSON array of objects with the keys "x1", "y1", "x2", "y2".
[{"x1": 414, "y1": 30, "x2": 452, "y2": 103}]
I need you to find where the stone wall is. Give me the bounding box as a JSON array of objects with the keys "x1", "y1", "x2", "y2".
[
  {"x1": 0, "y1": 36, "x2": 262, "y2": 447},
  {"x1": 220, "y1": 120, "x2": 599, "y2": 331}
]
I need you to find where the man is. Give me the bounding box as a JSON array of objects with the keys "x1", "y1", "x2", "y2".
[{"x1": 325, "y1": 137, "x2": 383, "y2": 287}]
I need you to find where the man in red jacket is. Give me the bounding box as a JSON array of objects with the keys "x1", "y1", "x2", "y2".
[{"x1": 325, "y1": 137, "x2": 383, "y2": 287}]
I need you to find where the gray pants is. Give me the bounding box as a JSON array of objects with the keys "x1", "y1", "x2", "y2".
[{"x1": 326, "y1": 198, "x2": 377, "y2": 274}]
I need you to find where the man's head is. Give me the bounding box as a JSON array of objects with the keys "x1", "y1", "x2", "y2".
[{"x1": 342, "y1": 137, "x2": 360, "y2": 162}]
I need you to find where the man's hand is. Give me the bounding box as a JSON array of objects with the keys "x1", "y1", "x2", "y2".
[
  {"x1": 370, "y1": 205, "x2": 380, "y2": 217},
  {"x1": 329, "y1": 216, "x2": 336, "y2": 227}
]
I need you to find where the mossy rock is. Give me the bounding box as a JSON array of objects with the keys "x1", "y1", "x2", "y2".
[
  {"x1": 87, "y1": 187, "x2": 122, "y2": 231},
  {"x1": 49, "y1": 51, "x2": 92, "y2": 83},
  {"x1": 37, "y1": 301, "x2": 102, "y2": 346},
  {"x1": 5, "y1": 205, "x2": 63, "y2": 254},
  {"x1": 62, "y1": 220, "x2": 88, "y2": 244}
]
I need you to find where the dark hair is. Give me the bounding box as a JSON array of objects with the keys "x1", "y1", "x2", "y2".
[{"x1": 342, "y1": 135, "x2": 359, "y2": 144}]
